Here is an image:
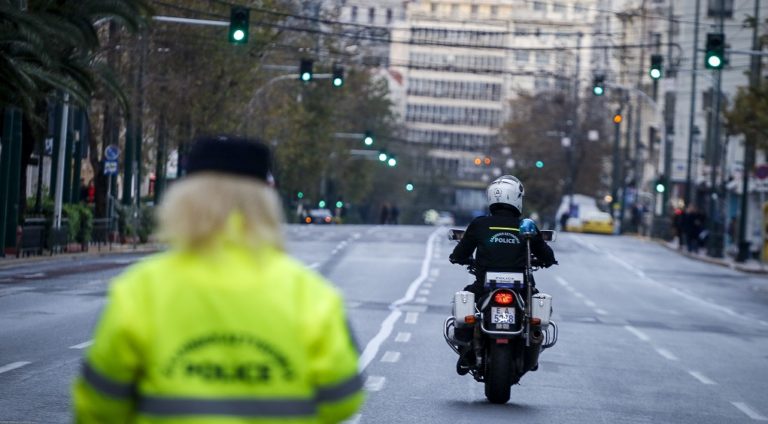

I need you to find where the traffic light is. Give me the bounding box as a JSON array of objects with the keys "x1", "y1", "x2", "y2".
[
  {"x1": 318, "y1": 200, "x2": 326, "y2": 208},
  {"x1": 405, "y1": 182, "x2": 414, "y2": 192},
  {"x1": 705, "y1": 33, "x2": 725, "y2": 69},
  {"x1": 474, "y1": 157, "x2": 482, "y2": 166},
  {"x1": 228, "y1": 6, "x2": 249, "y2": 44},
  {"x1": 299, "y1": 59, "x2": 313, "y2": 82},
  {"x1": 297, "y1": 191, "x2": 304, "y2": 199},
  {"x1": 363, "y1": 131, "x2": 373, "y2": 146},
  {"x1": 387, "y1": 156, "x2": 397, "y2": 167},
  {"x1": 332, "y1": 63, "x2": 344, "y2": 87},
  {"x1": 335, "y1": 200, "x2": 344, "y2": 208},
  {"x1": 535, "y1": 160, "x2": 544, "y2": 168},
  {"x1": 654, "y1": 175, "x2": 667, "y2": 193},
  {"x1": 613, "y1": 113, "x2": 623, "y2": 124},
  {"x1": 649, "y1": 54, "x2": 663, "y2": 80},
  {"x1": 378, "y1": 151, "x2": 388, "y2": 162},
  {"x1": 592, "y1": 75, "x2": 605, "y2": 96}
]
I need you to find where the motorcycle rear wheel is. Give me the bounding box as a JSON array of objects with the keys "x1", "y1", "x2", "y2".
[{"x1": 484, "y1": 343, "x2": 512, "y2": 404}]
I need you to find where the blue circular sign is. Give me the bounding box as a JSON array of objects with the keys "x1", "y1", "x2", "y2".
[{"x1": 104, "y1": 144, "x2": 120, "y2": 161}]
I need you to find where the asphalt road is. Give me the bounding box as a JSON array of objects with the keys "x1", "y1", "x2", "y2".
[{"x1": 1, "y1": 225, "x2": 767, "y2": 423}]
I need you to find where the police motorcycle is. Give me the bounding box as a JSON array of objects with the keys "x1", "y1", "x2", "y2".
[{"x1": 443, "y1": 219, "x2": 558, "y2": 404}]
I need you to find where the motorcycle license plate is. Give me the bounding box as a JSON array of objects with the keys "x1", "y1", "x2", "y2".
[{"x1": 491, "y1": 307, "x2": 515, "y2": 324}]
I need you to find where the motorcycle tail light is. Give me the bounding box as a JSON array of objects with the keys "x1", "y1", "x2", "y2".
[
  {"x1": 493, "y1": 290, "x2": 514, "y2": 306},
  {"x1": 530, "y1": 317, "x2": 542, "y2": 326},
  {"x1": 305, "y1": 217, "x2": 312, "y2": 223},
  {"x1": 324, "y1": 216, "x2": 332, "y2": 223},
  {"x1": 464, "y1": 315, "x2": 476, "y2": 324}
]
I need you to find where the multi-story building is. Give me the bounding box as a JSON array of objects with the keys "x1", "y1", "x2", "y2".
[{"x1": 388, "y1": 0, "x2": 600, "y2": 212}]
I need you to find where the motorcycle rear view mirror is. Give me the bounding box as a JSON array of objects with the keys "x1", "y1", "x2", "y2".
[
  {"x1": 541, "y1": 230, "x2": 557, "y2": 242},
  {"x1": 447, "y1": 229, "x2": 465, "y2": 241}
]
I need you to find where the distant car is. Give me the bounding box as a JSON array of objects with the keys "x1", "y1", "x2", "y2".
[
  {"x1": 434, "y1": 211, "x2": 455, "y2": 226},
  {"x1": 304, "y1": 208, "x2": 334, "y2": 224},
  {"x1": 581, "y1": 211, "x2": 614, "y2": 234}
]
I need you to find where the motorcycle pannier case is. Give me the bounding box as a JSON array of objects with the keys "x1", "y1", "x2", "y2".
[
  {"x1": 452, "y1": 291, "x2": 475, "y2": 326},
  {"x1": 531, "y1": 293, "x2": 552, "y2": 326}
]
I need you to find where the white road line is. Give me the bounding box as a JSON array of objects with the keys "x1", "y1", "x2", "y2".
[
  {"x1": 759, "y1": 320, "x2": 768, "y2": 327},
  {"x1": 594, "y1": 308, "x2": 608, "y2": 315},
  {"x1": 688, "y1": 371, "x2": 716, "y2": 385},
  {"x1": 430, "y1": 269, "x2": 440, "y2": 278},
  {"x1": 624, "y1": 325, "x2": 651, "y2": 342},
  {"x1": 357, "y1": 228, "x2": 441, "y2": 372},
  {"x1": 405, "y1": 312, "x2": 419, "y2": 324},
  {"x1": 364, "y1": 376, "x2": 386, "y2": 392},
  {"x1": 69, "y1": 340, "x2": 93, "y2": 349},
  {"x1": 731, "y1": 402, "x2": 768, "y2": 421},
  {"x1": 414, "y1": 297, "x2": 428, "y2": 304},
  {"x1": 570, "y1": 235, "x2": 601, "y2": 253},
  {"x1": 605, "y1": 252, "x2": 643, "y2": 276},
  {"x1": 395, "y1": 332, "x2": 411, "y2": 343},
  {"x1": 380, "y1": 351, "x2": 401, "y2": 363},
  {"x1": 584, "y1": 300, "x2": 596, "y2": 308},
  {"x1": 573, "y1": 292, "x2": 585, "y2": 299},
  {"x1": 23, "y1": 272, "x2": 45, "y2": 279},
  {"x1": 331, "y1": 249, "x2": 339, "y2": 255},
  {"x1": 655, "y1": 348, "x2": 679, "y2": 361},
  {"x1": 342, "y1": 414, "x2": 361, "y2": 424},
  {"x1": 423, "y1": 283, "x2": 433, "y2": 288},
  {"x1": 565, "y1": 286, "x2": 576, "y2": 293},
  {"x1": 418, "y1": 289, "x2": 430, "y2": 295},
  {"x1": 0, "y1": 361, "x2": 31, "y2": 374},
  {"x1": 555, "y1": 276, "x2": 570, "y2": 287},
  {"x1": 309, "y1": 263, "x2": 320, "y2": 269}
]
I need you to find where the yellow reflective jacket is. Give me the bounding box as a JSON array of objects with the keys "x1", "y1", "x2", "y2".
[{"x1": 73, "y1": 244, "x2": 364, "y2": 423}]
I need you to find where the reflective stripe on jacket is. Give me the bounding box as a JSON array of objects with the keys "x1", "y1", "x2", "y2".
[{"x1": 73, "y1": 245, "x2": 364, "y2": 423}]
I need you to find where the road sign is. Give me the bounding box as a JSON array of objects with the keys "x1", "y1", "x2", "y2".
[
  {"x1": 755, "y1": 164, "x2": 768, "y2": 180},
  {"x1": 104, "y1": 144, "x2": 120, "y2": 161},
  {"x1": 104, "y1": 159, "x2": 118, "y2": 176}
]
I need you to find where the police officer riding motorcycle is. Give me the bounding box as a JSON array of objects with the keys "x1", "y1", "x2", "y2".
[{"x1": 445, "y1": 175, "x2": 558, "y2": 404}]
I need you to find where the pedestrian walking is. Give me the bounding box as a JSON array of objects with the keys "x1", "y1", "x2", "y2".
[
  {"x1": 682, "y1": 204, "x2": 705, "y2": 253},
  {"x1": 389, "y1": 204, "x2": 400, "y2": 225},
  {"x1": 379, "y1": 202, "x2": 390, "y2": 225},
  {"x1": 73, "y1": 136, "x2": 364, "y2": 423}
]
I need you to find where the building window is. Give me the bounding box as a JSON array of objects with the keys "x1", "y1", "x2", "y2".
[
  {"x1": 574, "y1": 2, "x2": 586, "y2": 13},
  {"x1": 471, "y1": 4, "x2": 478, "y2": 16},
  {"x1": 491, "y1": 5, "x2": 498, "y2": 16},
  {"x1": 351, "y1": 6, "x2": 357, "y2": 21},
  {"x1": 536, "y1": 51, "x2": 549, "y2": 65},
  {"x1": 707, "y1": 0, "x2": 733, "y2": 18},
  {"x1": 431, "y1": 3, "x2": 438, "y2": 13},
  {"x1": 553, "y1": 2, "x2": 566, "y2": 13},
  {"x1": 386, "y1": 8, "x2": 393, "y2": 24},
  {"x1": 533, "y1": 1, "x2": 546, "y2": 11},
  {"x1": 451, "y1": 3, "x2": 459, "y2": 17},
  {"x1": 369, "y1": 7, "x2": 375, "y2": 23},
  {"x1": 515, "y1": 51, "x2": 529, "y2": 63}
]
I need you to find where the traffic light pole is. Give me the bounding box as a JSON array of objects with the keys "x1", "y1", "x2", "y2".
[{"x1": 684, "y1": 0, "x2": 702, "y2": 208}]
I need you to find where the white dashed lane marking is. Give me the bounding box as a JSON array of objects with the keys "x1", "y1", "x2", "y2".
[
  {"x1": 418, "y1": 289, "x2": 430, "y2": 296},
  {"x1": 594, "y1": 308, "x2": 608, "y2": 315},
  {"x1": 655, "y1": 348, "x2": 679, "y2": 361},
  {"x1": 0, "y1": 361, "x2": 31, "y2": 375},
  {"x1": 624, "y1": 325, "x2": 651, "y2": 342},
  {"x1": 423, "y1": 283, "x2": 433, "y2": 289},
  {"x1": 688, "y1": 370, "x2": 716, "y2": 385},
  {"x1": 731, "y1": 402, "x2": 768, "y2": 421},
  {"x1": 381, "y1": 351, "x2": 401, "y2": 363},
  {"x1": 404, "y1": 312, "x2": 419, "y2": 324},
  {"x1": 395, "y1": 332, "x2": 411, "y2": 343},
  {"x1": 69, "y1": 340, "x2": 93, "y2": 349},
  {"x1": 584, "y1": 300, "x2": 596, "y2": 308},
  {"x1": 414, "y1": 297, "x2": 428, "y2": 304},
  {"x1": 364, "y1": 376, "x2": 386, "y2": 392}
]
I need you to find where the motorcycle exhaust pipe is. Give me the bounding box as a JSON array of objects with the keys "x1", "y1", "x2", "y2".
[{"x1": 524, "y1": 327, "x2": 544, "y2": 371}]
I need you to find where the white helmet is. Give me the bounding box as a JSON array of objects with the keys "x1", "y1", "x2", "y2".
[{"x1": 486, "y1": 175, "x2": 524, "y2": 213}]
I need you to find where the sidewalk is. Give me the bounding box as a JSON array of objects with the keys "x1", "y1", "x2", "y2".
[
  {"x1": 658, "y1": 240, "x2": 768, "y2": 275},
  {"x1": 0, "y1": 243, "x2": 163, "y2": 270}
]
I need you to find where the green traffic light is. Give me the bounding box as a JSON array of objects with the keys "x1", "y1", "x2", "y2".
[
  {"x1": 297, "y1": 191, "x2": 304, "y2": 199},
  {"x1": 707, "y1": 55, "x2": 722, "y2": 69},
  {"x1": 593, "y1": 86, "x2": 604, "y2": 96},
  {"x1": 378, "y1": 152, "x2": 388, "y2": 162},
  {"x1": 301, "y1": 72, "x2": 311, "y2": 82},
  {"x1": 656, "y1": 183, "x2": 665, "y2": 193},
  {"x1": 406, "y1": 183, "x2": 414, "y2": 192},
  {"x1": 232, "y1": 29, "x2": 245, "y2": 41},
  {"x1": 335, "y1": 201, "x2": 344, "y2": 208},
  {"x1": 318, "y1": 200, "x2": 326, "y2": 208},
  {"x1": 649, "y1": 68, "x2": 661, "y2": 80},
  {"x1": 333, "y1": 77, "x2": 343, "y2": 87},
  {"x1": 535, "y1": 160, "x2": 544, "y2": 168},
  {"x1": 387, "y1": 157, "x2": 397, "y2": 167},
  {"x1": 364, "y1": 136, "x2": 373, "y2": 146}
]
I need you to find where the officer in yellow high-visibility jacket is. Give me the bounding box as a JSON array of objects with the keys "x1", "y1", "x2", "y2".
[{"x1": 73, "y1": 137, "x2": 364, "y2": 423}]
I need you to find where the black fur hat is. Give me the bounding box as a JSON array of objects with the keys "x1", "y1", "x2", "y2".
[{"x1": 186, "y1": 136, "x2": 271, "y2": 182}]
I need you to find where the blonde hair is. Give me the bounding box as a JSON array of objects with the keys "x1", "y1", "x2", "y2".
[{"x1": 156, "y1": 172, "x2": 285, "y2": 251}]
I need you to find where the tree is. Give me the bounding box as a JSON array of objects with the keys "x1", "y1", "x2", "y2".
[{"x1": 725, "y1": 83, "x2": 768, "y2": 149}]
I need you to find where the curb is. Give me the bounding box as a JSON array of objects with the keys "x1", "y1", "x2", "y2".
[
  {"x1": 656, "y1": 239, "x2": 768, "y2": 275},
  {"x1": 0, "y1": 244, "x2": 163, "y2": 270}
]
